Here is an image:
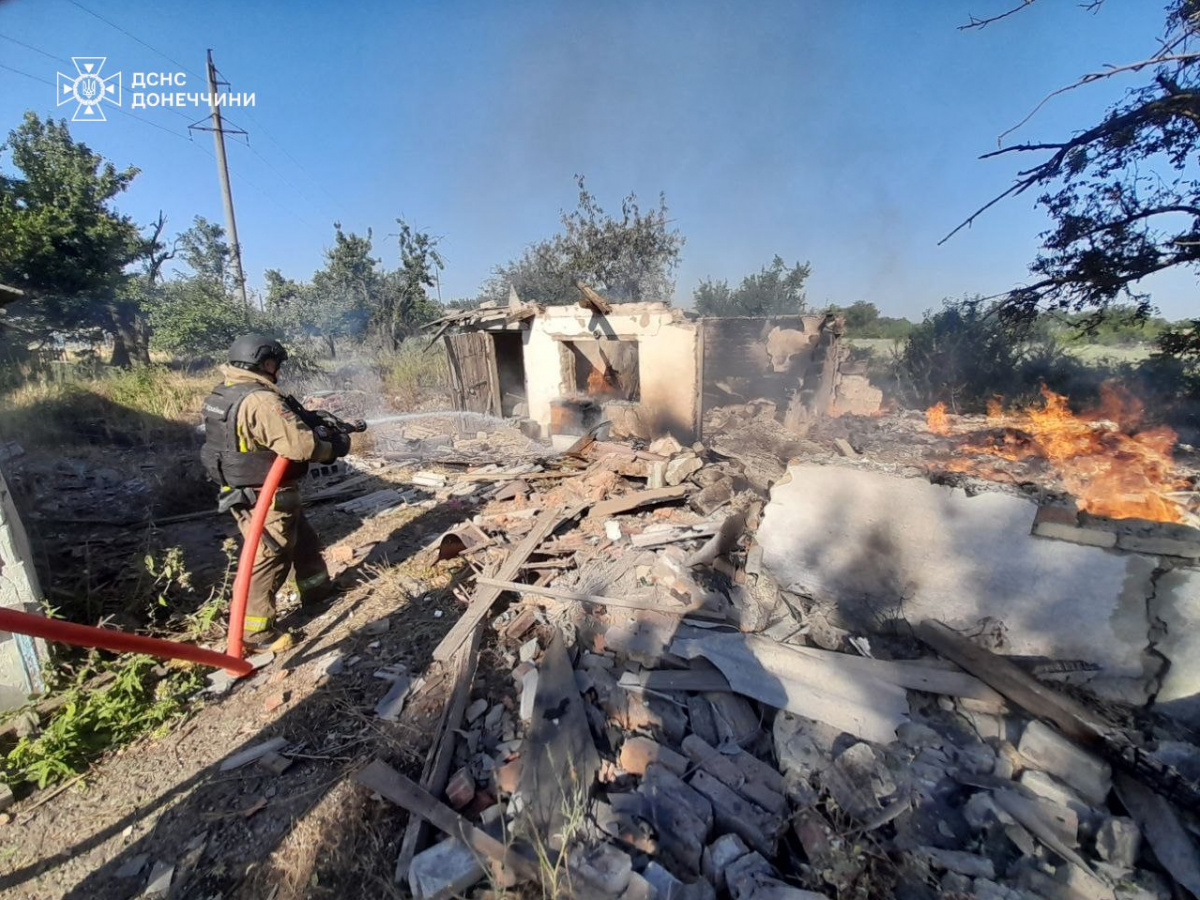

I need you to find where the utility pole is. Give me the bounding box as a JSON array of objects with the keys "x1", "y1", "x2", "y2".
[{"x1": 191, "y1": 50, "x2": 248, "y2": 309}]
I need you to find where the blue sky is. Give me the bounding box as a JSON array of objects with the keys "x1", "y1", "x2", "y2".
[{"x1": 0, "y1": 0, "x2": 1192, "y2": 319}]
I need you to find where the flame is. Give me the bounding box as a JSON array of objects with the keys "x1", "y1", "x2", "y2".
[
  {"x1": 926, "y1": 402, "x2": 949, "y2": 435},
  {"x1": 928, "y1": 386, "x2": 1186, "y2": 523},
  {"x1": 587, "y1": 366, "x2": 614, "y2": 396}
]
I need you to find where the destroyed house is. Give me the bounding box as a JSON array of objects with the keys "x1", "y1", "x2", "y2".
[{"x1": 427, "y1": 297, "x2": 881, "y2": 445}]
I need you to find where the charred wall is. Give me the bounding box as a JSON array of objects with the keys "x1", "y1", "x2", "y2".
[{"x1": 700, "y1": 315, "x2": 837, "y2": 425}]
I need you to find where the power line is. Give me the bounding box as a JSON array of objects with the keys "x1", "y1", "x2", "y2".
[
  {"x1": 1, "y1": 46, "x2": 319, "y2": 241},
  {"x1": 63, "y1": 0, "x2": 204, "y2": 83},
  {"x1": 0, "y1": 60, "x2": 202, "y2": 141},
  {"x1": 51, "y1": 2, "x2": 340, "y2": 221},
  {"x1": 0, "y1": 31, "x2": 195, "y2": 126},
  {"x1": 0, "y1": 33, "x2": 61, "y2": 61}
]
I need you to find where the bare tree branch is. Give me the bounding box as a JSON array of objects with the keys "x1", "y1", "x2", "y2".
[
  {"x1": 997, "y1": 52, "x2": 1200, "y2": 146},
  {"x1": 942, "y1": 91, "x2": 1200, "y2": 245},
  {"x1": 960, "y1": 0, "x2": 1038, "y2": 31}
]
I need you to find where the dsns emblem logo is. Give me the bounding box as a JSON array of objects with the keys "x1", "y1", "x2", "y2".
[{"x1": 56, "y1": 57, "x2": 122, "y2": 122}]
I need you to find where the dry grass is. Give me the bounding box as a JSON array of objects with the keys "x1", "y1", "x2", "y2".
[
  {"x1": 0, "y1": 365, "x2": 215, "y2": 456},
  {"x1": 378, "y1": 343, "x2": 451, "y2": 410}
]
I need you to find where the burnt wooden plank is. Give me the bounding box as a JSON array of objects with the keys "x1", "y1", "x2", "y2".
[
  {"x1": 514, "y1": 629, "x2": 600, "y2": 848},
  {"x1": 589, "y1": 485, "x2": 691, "y2": 519},
  {"x1": 357, "y1": 760, "x2": 541, "y2": 882},
  {"x1": 393, "y1": 622, "x2": 484, "y2": 883}
]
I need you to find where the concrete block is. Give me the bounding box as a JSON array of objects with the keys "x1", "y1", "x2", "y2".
[
  {"x1": 1117, "y1": 533, "x2": 1200, "y2": 558},
  {"x1": 757, "y1": 464, "x2": 1159, "y2": 690},
  {"x1": 747, "y1": 883, "x2": 828, "y2": 900},
  {"x1": 691, "y1": 478, "x2": 734, "y2": 516},
  {"x1": 1096, "y1": 816, "x2": 1141, "y2": 868},
  {"x1": 518, "y1": 638, "x2": 540, "y2": 663},
  {"x1": 702, "y1": 832, "x2": 749, "y2": 891},
  {"x1": 1018, "y1": 721, "x2": 1111, "y2": 806},
  {"x1": 681, "y1": 734, "x2": 787, "y2": 815},
  {"x1": 569, "y1": 842, "x2": 633, "y2": 895},
  {"x1": 1032, "y1": 505, "x2": 1118, "y2": 548},
  {"x1": 689, "y1": 768, "x2": 783, "y2": 856},
  {"x1": 1151, "y1": 567, "x2": 1200, "y2": 728},
  {"x1": 518, "y1": 668, "x2": 538, "y2": 723},
  {"x1": 724, "y1": 851, "x2": 774, "y2": 900},
  {"x1": 465, "y1": 697, "x2": 488, "y2": 723},
  {"x1": 1017, "y1": 769, "x2": 1092, "y2": 821},
  {"x1": 445, "y1": 767, "x2": 474, "y2": 809},
  {"x1": 665, "y1": 454, "x2": 703, "y2": 486},
  {"x1": 774, "y1": 712, "x2": 838, "y2": 782},
  {"x1": 641, "y1": 861, "x2": 717, "y2": 900},
  {"x1": 638, "y1": 764, "x2": 713, "y2": 875},
  {"x1": 409, "y1": 837, "x2": 485, "y2": 900}
]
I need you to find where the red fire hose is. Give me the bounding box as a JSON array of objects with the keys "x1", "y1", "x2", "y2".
[
  {"x1": 0, "y1": 457, "x2": 293, "y2": 679},
  {"x1": 225, "y1": 454, "x2": 290, "y2": 666},
  {"x1": 0, "y1": 607, "x2": 253, "y2": 676}
]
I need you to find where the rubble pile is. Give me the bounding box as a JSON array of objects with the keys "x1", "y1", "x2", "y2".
[{"x1": 343, "y1": 429, "x2": 1200, "y2": 900}]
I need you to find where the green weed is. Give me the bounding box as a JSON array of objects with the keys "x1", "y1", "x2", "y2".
[{"x1": 3, "y1": 655, "x2": 204, "y2": 788}]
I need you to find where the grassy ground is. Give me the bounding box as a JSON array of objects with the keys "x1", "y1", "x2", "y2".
[
  {"x1": 0, "y1": 348, "x2": 450, "y2": 794},
  {"x1": 0, "y1": 365, "x2": 215, "y2": 458}
]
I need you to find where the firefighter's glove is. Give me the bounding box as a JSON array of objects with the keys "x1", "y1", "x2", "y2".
[{"x1": 331, "y1": 432, "x2": 352, "y2": 458}]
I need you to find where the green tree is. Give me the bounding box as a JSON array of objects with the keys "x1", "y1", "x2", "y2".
[
  {"x1": 693, "y1": 256, "x2": 811, "y2": 317},
  {"x1": 826, "y1": 300, "x2": 914, "y2": 340},
  {"x1": 146, "y1": 217, "x2": 249, "y2": 356},
  {"x1": 375, "y1": 220, "x2": 444, "y2": 349},
  {"x1": 0, "y1": 112, "x2": 154, "y2": 365},
  {"x1": 299, "y1": 224, "x2": 374, "y2": 357},
  {"x1": 481, "y1": 176, "x2": 684, "y2": 305}
]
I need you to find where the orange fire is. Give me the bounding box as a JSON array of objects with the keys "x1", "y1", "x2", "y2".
[
  {"x1": 587, "y1": 366, "x2": 615, "y2": 396},
  {"x1": 926, "y1": 402, "x2": 950, "y2": 435},
  {"x1": 928, "y1": 386, "x2": 1187, "y2": 523}
]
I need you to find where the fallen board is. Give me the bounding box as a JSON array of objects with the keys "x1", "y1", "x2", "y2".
[
  {"x1": 475, "y1": 577, "x2": 714, "y2": 616},
  {"x1": 514, "y1": 629, "x2": 600, "y2": 848},
  {"x1": 394, "y1": 622, "x2": 484, "y2": 882},
  {"x1": 917, "y1": 619, "x2": 1200, "y2": 812},
  {"x1": 357, "y1": 760, "x2": 541, "y2": 882},
  {"x1": 432, "y1": 503, "x2": 587, "y2": 663},
  {"x1": 589, "y1": 486, "x2": 691, "y2": 519}
]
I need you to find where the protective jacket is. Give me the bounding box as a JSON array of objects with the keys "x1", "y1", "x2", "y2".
[{"x1": 201, "y1": 365, "x2": 332, "y2": 488}]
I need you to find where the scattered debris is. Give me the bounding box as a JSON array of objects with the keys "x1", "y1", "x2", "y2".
[{"x1": 218, "y1": 737, "x2": 288, "y2": 772}]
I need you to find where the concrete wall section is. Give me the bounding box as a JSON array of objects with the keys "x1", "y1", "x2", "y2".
[
  {"x1": 0, "y1": 469, "x2": 46, "y2": 708},
  {"x1": 757, "y1": 463, "x2": 1160, "y2": 699},
  {"x1": 525, "y1": 304, "x2": 700, "y2": 442},
  {"x1": 1150, "y1": 567, "x2": 1200, "y2": 724}
]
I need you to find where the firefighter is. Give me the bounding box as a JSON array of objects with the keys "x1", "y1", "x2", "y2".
[{"x1": 200, "y1": 334, "x2": 351, "y2": 647}]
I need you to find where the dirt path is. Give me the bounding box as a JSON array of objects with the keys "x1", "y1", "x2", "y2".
[{"x1": 0, "y1": 495, "x2": 482, "y2": 899}]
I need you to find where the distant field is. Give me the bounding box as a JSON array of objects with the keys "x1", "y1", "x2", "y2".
[
  {"x1": 1061, "y1": 343, "x2": 1154, "y2": 364},
  {"x1": 846, "y1": 337, "x2": 1155, "y2": 366},
  {"x1": 847, "y1": 338, "x2": 903, "y2": 358}
]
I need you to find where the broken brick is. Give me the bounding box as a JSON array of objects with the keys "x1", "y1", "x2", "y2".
[
  {"x1": 619, "y1": 736, "x2": 689, "y2": 777},
  {"x1": 445, "y1": 766, "x2": 475, "y2": 809},
  {"x1": 493, "y1": 757, "x2": 523, "y2": 795},
  {"x1": 689, "y1": 768, "x2": 784, "y2": 857},
  {"x1": 1018, "y1": 720, "x2": 1111, "y2": 806},
  {"x1": 256, "y1": 751, "x2": 293, "y2": 776}
]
